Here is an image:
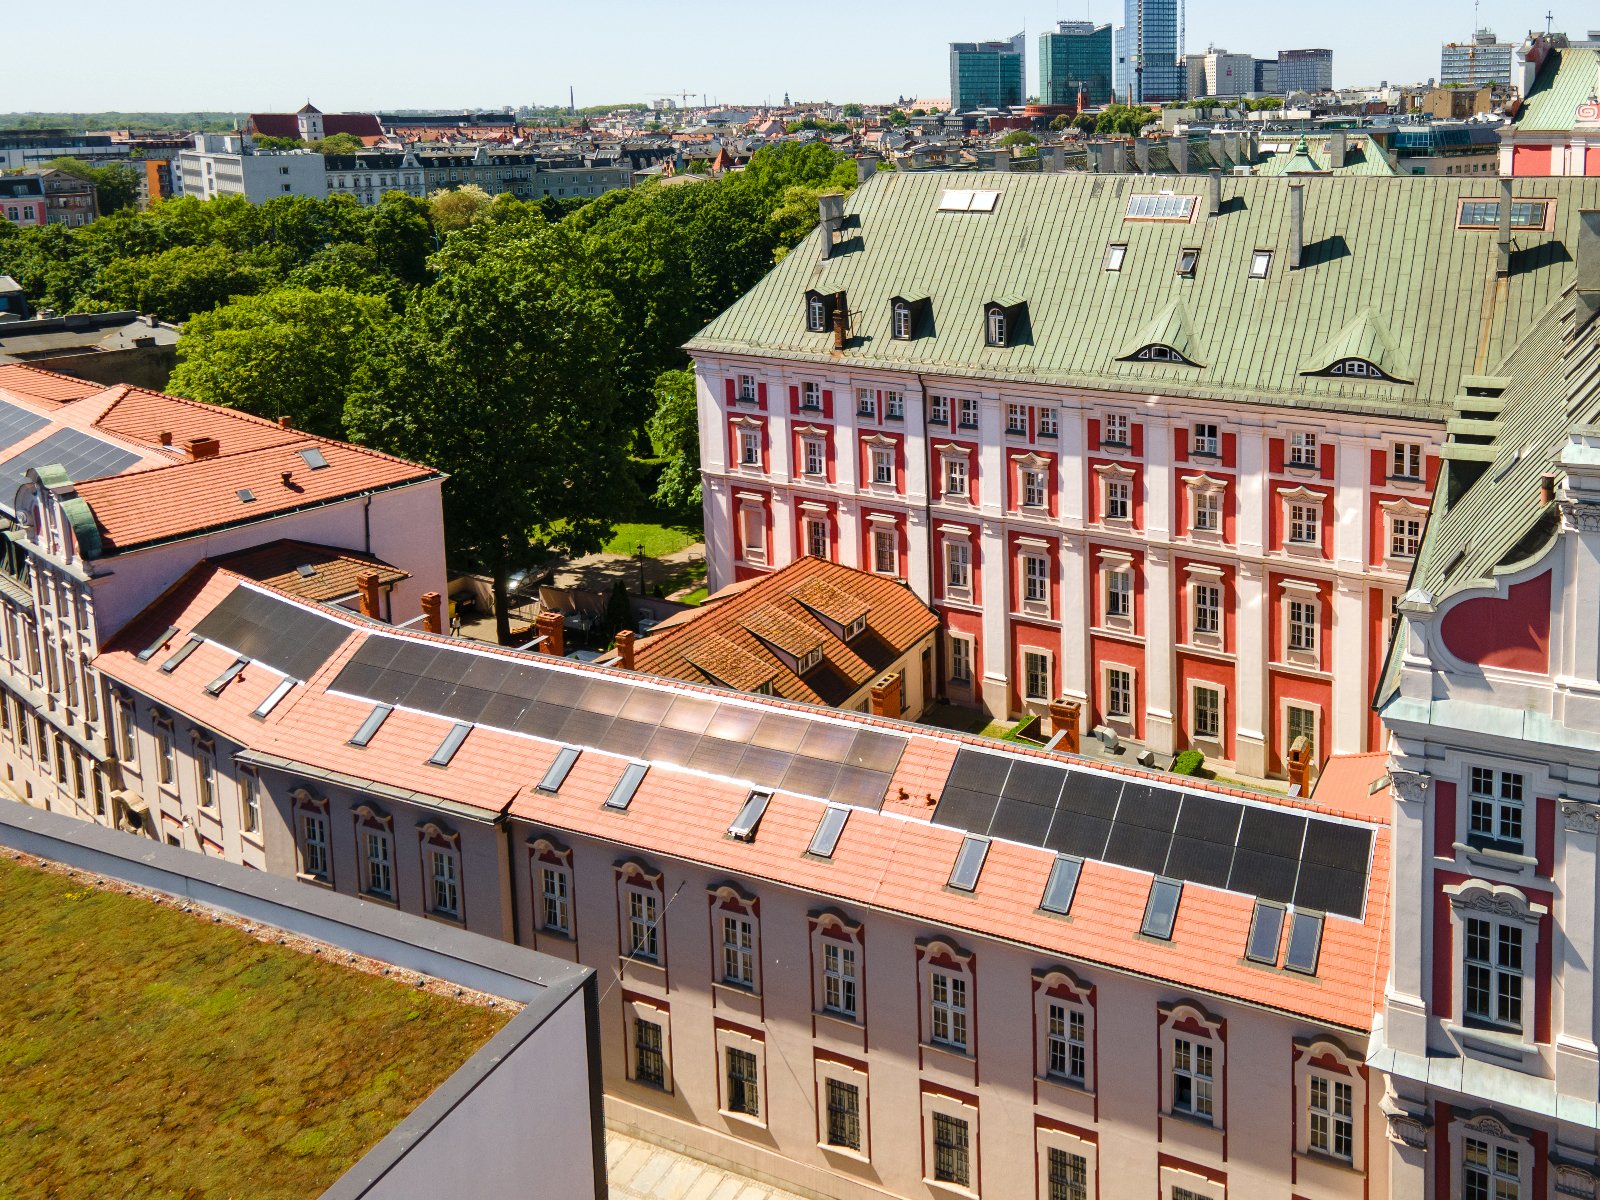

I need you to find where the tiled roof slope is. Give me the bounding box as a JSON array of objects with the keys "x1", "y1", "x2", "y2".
[
  {"x1": 210, "y1": 540, "x2": 409, "y2": 604},
  {"x1": 93, "y1": 387, "x2": 306, "y2": 454},
  {"x1": 95, "y1": 566, "x2": 1391, "y2": 1031},
  {"x1": 1515, "y1": 48, "x2": 1599, "y2": 132},
  {"x1": 631, "y1": 558, "x2": 939, "y2": 707},
  {"x1": 0, "y1": 364, "x2": 101, "y2": 405},
  {"x1": 687, "y1": 172, "x2": 1600, "y2": 421}
]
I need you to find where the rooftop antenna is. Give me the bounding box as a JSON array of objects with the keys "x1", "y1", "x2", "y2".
[{"x1": 1546, "y1": 9, "x2": 1554, "y2": 35}]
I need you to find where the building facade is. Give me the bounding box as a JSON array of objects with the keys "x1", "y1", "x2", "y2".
[
  {"x1": 0, "y1": 130, "x2": 130, "y2": 173},
  {"x1": 1441, "y1": 31, "x2": 1515, "y2": 88},
  {"x1": 1113, "y1": 0, "x2": 1184, "y2": 105},
  {"x1": 949, "y1": 34, "x2": 1026, "y2": 111},
  {"x1": 178, "y1": 135, "x2": 329, "y2": 203},
  {"x1": 1498, "y1": 46, "x2": 1600, "y2": 176},
  {"x1": 36, "y1": 169, "x2": 97, "y2": 227},
  {"x1": 0, "y1": 177, "x2": 46, "y2": 228},
  {"x1": 1278, "y1": 49, "x2": 1334, "y2": 94},
  {"x1": 1253, "y1": 58, "x2": 1280, "y2": 95},
  {"x1": 323, "y1": 152, "x2": 427, "y2": 204},
  {"x1": 415, "y1": 147, "x2": 632, "y2": 202},
  {"x1": 1039, "y1": 22, "x2": 1114, "y2": 108},
  {"x1": 689, "y1": 173, "x2": 1600, "y2": 780}
]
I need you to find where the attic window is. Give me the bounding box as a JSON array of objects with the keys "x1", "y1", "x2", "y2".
[
  {"x1": 1457, "y1": 198, "x2": 1548, "y2": 230},
  {"x1": 892, "y1": 301, "x2": 912, "y2": 339},
  {"x1": 1039, "y1": 854, "x2": 1082, "y2": 915},
  {"x1": 349, "y1": 703, "x2": 392, "y2": 747},
  {"x1": 298, "y1": 447, "x2": 330, "y2": 470},
  {"x1": 1140, "y1": 876, "x2": 1183, "y2": 940},
  {"x1": 605, "y1": 761, "x2": 648, "y2": 810},
  {"x1": 798, "y1": 646, "x2": 823, "y2": 673},
  {"x1": 137, "y1": 625, "x2": 179, "y2": 662},
  {"x1": 728, "y1": 788, "x2": 772, "y2": 841},
  {"x1": 160, "y1": 636, "x2": 201, "y2": 674},
  {"x1": 1176, "y1": 248, "x2": 1200, "y2": 277},
  {"x1": 938, "y1": 188, "x2": 1000, "y2": 212},
  {"x1": 1284, "y1": 910, "x2": 1325, "y2": 974},
  {"x1": 1104, "y1": 243, "x2": 1127, "y2": 271},
  {"x1": 1133, "y1": 344, "x2": 1197, "y2": 366},
  {"x1": 986, "y1": 308, "x2": 1008, "y2": 347},
  {"x1": 1327, "y1": 358, "x2": 1398, "y2": 382},
  {"x1": 252, "y1": 677, "x2": 294, "y2": 718},
  {"x1": 807, "y1": 804, "x2": 850, "y2": 858},
  {"x1": 1250, "y1": 249, "x2": 1273, "y2": 278},
  {"x1": 807, "y1": 294, "x2": 827, "y2": 331},
  {"x1": 947, "y1": 835, "x2": 990, "y2": 892},
  {"x1": 845, "y1": 615, "x2": 866, "y2": 640},
  {"x1": 537, "y1": 745, "x2": 581, "y2": 793},
  {"x1": 236, "y1": 489, "x2": 256, "y2": 504},
  {"x1": 1125, "y1": 192, "x2": 1197, "y2": 222},
  {"x1": 203, "y1": 656, "x2": 248, "y2": 696},
  {"x1": 1246, "y1": 900, "x2": 1285, "y2": 964},
  {"x1": 428, "y1": 721, "x2": 472, "y2": 766}
]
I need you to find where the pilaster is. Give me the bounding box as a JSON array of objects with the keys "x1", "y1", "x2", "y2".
[
  {"x1": 1143, "y1": 545, "x2": 1175, "y2": 754},
  {"x1": 1233, "y1": 560, "x2": 1266, "y2": 777}
]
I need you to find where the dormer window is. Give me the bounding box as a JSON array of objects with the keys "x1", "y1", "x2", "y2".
[
  {"x1": 846, "y1": 615, "x2": 866, "y2": 640},
  {"x1": 893, "y1": 302, "x2": 911, "y2": 339},
  {"x1": 1176, "y1": 248, "x2": 1199, "y2": 277},
  {"x1": 987, "y1": 308, "x2": 1007, "y2": 346},
  {"x1": 808, "y1": 295, "x2": 827, "y2": 331},
  {"x1": 798, "y1": 647, "x2": 823, "y2": 673},
  {"x1": 983, "y1": 298, "x2": 1024, "y2": 348},
  {"x1": 1326, "y1": 357, "x2": 1398, "y2": 381},
  {"x1": 1130, "y1": 344, "x2": 1197, "y2": 366}
]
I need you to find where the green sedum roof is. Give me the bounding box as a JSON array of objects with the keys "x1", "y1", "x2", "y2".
[
  {"x1": 690, "y1": 171, "x2": 1600, "y2": 421},
  {"x1": 1515, "y1": 48, "x2": 1600, "y2": 132}
]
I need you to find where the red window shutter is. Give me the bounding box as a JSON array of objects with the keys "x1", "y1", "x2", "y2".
[
  {"x1": 1174, "y1": 428, "x2": 1189, "y2": 463},
  {"x1": 1369, "y1": 448, "x2": 1386, "y2": 486},
  {"x1": 789, "y1": 385, "x2": 800, "y2": 413},
  {"x1": 724, "y1": 378, "x2": 736, "y2": 404},
  {"x1": 1221, "y1": 432, "x2": 1237, "y2": 467},
  {"x1": 1268, "y1": 439, "x2": 1284, "y2": 473},
  {"x1": 1320, "y1": 443, "x2": 1336, "y2": 481},
  {"x1": 757, "y1": 382, "x2": 768, "y2": 408},
  {"x1": 1088, "y1": 418, "x2": 1101, "y2": 451},
  {"x1": 822, "y1": 389, "x2": 833, "y2": 417}
]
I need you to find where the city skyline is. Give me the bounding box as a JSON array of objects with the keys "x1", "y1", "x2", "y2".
[{"x1": 6, "y1": 0, "x2": 1575, "y2": 113}]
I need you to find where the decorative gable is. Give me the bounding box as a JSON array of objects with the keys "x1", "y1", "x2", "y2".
[
  {"x1": 1117, "y1": 301, "x2": 1204, "y2": 367},
  {"x1": 1299, "y1": 308, "x2": 1412, "y2": 383}
]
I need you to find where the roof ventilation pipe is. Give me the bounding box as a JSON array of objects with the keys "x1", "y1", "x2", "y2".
[
  {"x1": 1497, "y1": 176, "x2": 1514, "y2": 277},
  {"x1": 1579, "y1": 208, "x2": 1600, "y2": 326},
  {"x1": 817, "y1": 193, "x2": 845, "y2": 261},
  {"x1": 1208, "y1": 167, "x2": 1222, "y2": 217},
  {"x1": 1289, "y1": 181, "x2": 1305, "y2": 270}
]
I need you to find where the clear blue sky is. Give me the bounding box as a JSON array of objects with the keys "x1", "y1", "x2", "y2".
[{"x1": 6, "y1": 0, "x2": 1572, "y2": 112}]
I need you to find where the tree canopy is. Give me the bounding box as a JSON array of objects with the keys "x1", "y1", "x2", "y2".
[
  {"x1": 646, "y1": 368, "x2": 701, "y2": 513},
  {"x1": 41, "y1": 157, "x2": 139, "y2": 214}
]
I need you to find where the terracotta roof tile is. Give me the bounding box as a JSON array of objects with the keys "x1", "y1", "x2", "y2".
[
  {"x1": 0, "y1": 364, "x2": 102, "y2": 405},
  {"x1": 210, "y1": 540, "x2": 408, "y2": 605},
  {"x1": 93, "y1": 387, "x2": 306, "y2": 454}
]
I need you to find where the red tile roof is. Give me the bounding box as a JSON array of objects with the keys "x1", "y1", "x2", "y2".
[
  {"x1": 95, "y1": 567, "x2": 1392, "y2": 1033},
  {"x1": 632, "y1": 558, "x2": 939, "y2": 708},
  {"x1": 0, "y1": 364, "x2": 102, "y2": 405},
  {"x1": 247, "y1": 113, "x2": 384, "y2": 140},
  {"x1": 93, "y1": 386, "x2": 305, "y2": 454},
  {"x1": 209, "y1": 540, "x2": 408, "y2": 604}
]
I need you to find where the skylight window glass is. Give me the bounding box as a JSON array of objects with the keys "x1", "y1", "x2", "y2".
[
  {"x1": 203, "y1": 656, "x2": 248, "y2": 696},
  {"x1": 605, "y1": 761, "x2": 648, "y2": 810},
  {"x1": 728, "y1": 788, "x2": 772, "y2": 841},
  {"x1": 938, "y1": 188, "x2": 1001, "y2": 213},
  {"x1": 1250, "y1": 249, "x2": 1273, "y2": 278},
  {"x1": 428, "y1": 721, "x2": 472, "y2": 766},
  {"x1": 160, "y1": 636, "x2": 201, "y2": 674},
  {"x1": 1104, "y1": 243, "x2": 1127, "y2": 271},
  {"x1": 1177, "y1": 248, "x2": 1199, "y2": 276},
  {"x1": 1246, "y1": 900, "x2": 1285, "y2": 964},
  {"x1": 808, "y1": 804, "x2": 850, "y2": 858},
  {"x1": 236, "y1": 488, "x2": 256, "y2": 503},
  {"x1": 947, "y1": 835, "x2": 990, "y2": 893},
  {"x1": 349, "y1": 703, "x2": 392, "y2": 747},
  {"x1": 252, "y1": 677, "x2": 294, "y2": 718},
  {"x1": 1284, "y1": 910, "x2": 1324, "y2": 974},
  {"x1": 1125, "y1": 192, "x2": 1197, "y2": 221},
  {"x1": 1140, "y1": 877, "x2": 1183, "y2": 940},
  {"x1": 1039, "y1": 854, "x2": 1082, "y2": 915},
  {"x1": 298, "y1": 447, "x2": 331, "y2": 470},
  {"x1": 1458, "y1": 199, "x2": 1548, "y2": 230},
  {"x1": 537, "y1": 745, "x2": 581, "y2": 793},
  {"x1": 137, "y1": 625, "x2": 178, "y2": 662}
]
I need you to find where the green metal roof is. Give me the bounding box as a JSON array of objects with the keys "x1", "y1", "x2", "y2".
[
  {"x1": 1119, "y1": 300, "x2": 1203, "y2": 363},
  {"x1": 1254, "y1": 134, "x2": 1397, "y2": 178},
  {"x1": 689, "y1": 171, "x2": 1600, "y2": 421},
  {"x1": 1515, "y1": 48, "x2": 1600, "y2": 132},
  {"x1": 1298, "y1": 308, "x2": 1407, "y2": 379}
]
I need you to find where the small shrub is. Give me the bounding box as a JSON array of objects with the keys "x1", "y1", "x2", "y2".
[{"x1": 1171, "y1": 749, "x2": 1205, "y2": 776}]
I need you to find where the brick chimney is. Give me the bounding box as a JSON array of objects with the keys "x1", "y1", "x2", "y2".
[
  {"x1": 1048, "y1": 697, "x2": 1081, "y2": 754},
  {"x1": 869, "y1": 672, "x2": 901, "y2": 718},
  {"x1": 535, "y1": 610, "x2": 565, "y2": 656},
  {"x1": 356, "y1": 571, "x2": 381, "y2": 619},
  {"x1": 277, "y1": 415, "x2": 294, "y2": 430},
  {"x1": 157, "y1": 430, "x2": 173, "y2": 447},
  {"x1": 615, "y1": 629, "x2": 635, "y2": 670},
  {"x1": 1285, "y1": 736, "x2": 1313, "y2": 794},
  {"x1": 832, "y1": 305, "x2": 847, "y2": 351},
  {"x1": 420, "y1": 591, "x2": 442, "y2": 634},
  {"x1": 184, "y1": 435, "x2": 220, "y2": 461}
]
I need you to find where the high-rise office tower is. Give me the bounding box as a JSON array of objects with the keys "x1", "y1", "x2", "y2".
[
  {"x1": 1112, "y1": 0, "x2": 1183, "y2": 105},
  {"x1": 1278, "y1": 48, "x2": 1334, "y2": 93},
  {"x1": 1039, "y1": 21, "x2": 1114, "y2": 107},
  {"x1": 949, "y1": 33, "x2": 1027, "y2": 110}
]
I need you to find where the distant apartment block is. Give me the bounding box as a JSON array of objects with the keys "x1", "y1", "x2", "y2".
[
  {"x1": 1187, "y1": 48, "x2": 1256, "y2": 99},
  {"x1": 179, "y1": 134, "x2": 425, "y2": 206},
  {"x1": 0, "y1": 177, "x2": 46, "y2": 228},
  {"x1": 0, "y1": 130, "x2": 131, "y2": 173},
  {"x1": 1277, "y1": 48, "x2": 1334, "y2": 93},
  {"x1": 1039, "y1": 21, "x2": 1114, "y2": 107},
  {"x1": 1441, "y1": 30, "x2": 1514, "y2": 87},
  {"x1": 1112, "y1": 0, "x2": 1184, "y2": 104},
  {"x1": 949, "y1": 33, "x2": 1026, "y2": 111},
  {"x1": 1254, "y1": 57, "x2": 1280, "y2": 94},
  {"x1": 416, "y1": 147, "x2": 631, "y2": 202},
  {"x1": 35, "y1": 169, "x2": 96, "y2": 228}
]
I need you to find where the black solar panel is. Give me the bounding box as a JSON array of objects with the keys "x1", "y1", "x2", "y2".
[
  {"x1": 0, "y1": 427, "x2": 142, "y2": 510},
  {"x1": 933, "y1": 749, "x2": 1373, "y2": 919},
  {"x1": 0, "y1": 401, "x2": 50, "y2": 457},
  {"x1": 192, "y1": 587, "x2": 349, "y2": 681}
]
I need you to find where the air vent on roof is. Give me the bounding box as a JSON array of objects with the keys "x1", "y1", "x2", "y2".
[
  {"x1": 136, "y1": 625, "x2": 178, "y2": 662},
  {"x1": 160, "y1": 636, "x2": 201, "y2": 674},
  {"x1": 349, "y1": 703, "x2": 391, "y2": 747},
  {"x1": 237, "y1": 489, "x2": 256, "y2": 503},
  {"x1": 947, "y1": 834, "x2": 990, "y2": 893},
  {"x1": 1140, "y1": 877, "x2": 1183, "y2": 940},
  {"x1": 1284, "y1": 910, "x2": 1324, "y2": 974},
  {"x1": 1246, "y1": 900, "x2": 1285, "y2": 964},
  {"x1": 537, "y1": 745, "x2": 580, "y2": 793},
  {"x1": 203, "y1": 656, "x2": 248, "y2": 696},
  {"x1": 605, "y1": 761, "x2": 648, "y2": 810},
  {"x1": 807, "y1": 804, "x2": 850, "y2": 858},
  {"x1": 295, "y1": 563, "x2": 317, "y2": 578},
  {"x1": 728, "y1": 788, "x2": 772, "y2": 841},
  {"x1": 938, "y1": 188, "x2": 1001, "y2": 213},
  {"x1": 428, "y1": 721, "x2": 472, "y2": 766},
  {"x1": 298, "y1": 447, "x2": 330, "y2": 470},
  {"x1": 1039, "y1": 854, "x2": 1083, "y2": 916},
  {"x1": 252, "y1": 677, "x2": 294, "y2": 718}
]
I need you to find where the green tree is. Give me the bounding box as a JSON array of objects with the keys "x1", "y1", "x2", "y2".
[
  {"x1": 1094, "y1": 104, "x2": 1158, "y2": 135},
  {"x1": 645, "y1": 369, "x2": 701, "y2": 513},
  {"x1": 41, "y1": 157, "x2": 139, "y2": 214},
  {"x1": 251, "y1": 135, "x2": 304, "y2": 151},
  {"x1": 359, "y1": 192, "x2": 435, "y2": 287},
  {"x1": 1049, "y1": 114, "x2": 1071, "y2": 131},
  {"x1": 429, "y1": 184, "x2": 495, "y2": 233},
  {"x1": 842, "y1": 103, "x2": 864, "y2": 118},
  {"x1": 84, "y1": 243, "x2": 277, "y2": 321},
  {"x1": 167, "y1": 286, "x2": 394, "y2": 438},
  {"x1": 310, "y1": 133, "x2": 366, "y2": 155},
  {"x1": 885, "y1": 108, "x2": 909, "y2": 126},
  {"x1": 999, "y1": 130, "x2": 1037, "y2": 146},
  {"x1": 346, "y1": 223, "x2": 638, "y2": 644}
]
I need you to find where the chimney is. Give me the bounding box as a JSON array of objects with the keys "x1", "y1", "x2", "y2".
[
  {"x1": 535, "y1": 609, "x2": 565, "y2": 656},
  {"x1": 869, "y1": 672, "x2": 901, "y2": 719},
  {"x1": 1207, "y1": 167, "x2": 1222, "y2": 216},
  {"x1": 989, "y1": 148, "x2": 1011, "y2": 172},
  {"x1": 832, "y1": 305, "x2": 847, "y2": 350},
  {"x1": 1208, "y1": 130, "x2": 1226, "y2": 165},
  {"x1": 356, "y1": 571, "x2": 381, "y2": 619},
  {"x1": 855, "y1": 154, "x2": 879, "y2": 182},
  {"x1": 615, "y1": 629, "x2": 635, "y2": 671},
  {"x1": 1285, "y1": 735, "x2": 1313, "y2": 794},
  {"x1": 1541, "y1": 472, "x2": 1557, "y2": 504},
  {"x1": 1288, "y1": 181, "x2": 1305, "y2": 270},
  {"x1": 1579, "y1": 209, "x2": 1600, "y2": 324},
  {"x1": 817, "y1": 193, "x2": 844, "y2": 259},
  {"x1": 277, "y1": 415, "x2": 293, "y2": 430},
  {"x1": 157, "y1": 430, "x2": 173, "y2": 447},
  {"x1": 1223, "y1": 131, "x2": 1240, "y2": 164},
  {"x1": 1328, "y1": 131, "x2": 1347, "y2": 169},
  {"x1": 1133, "y1": 137, "x2": 1151, "y2": 172},
  {"x1": 1110, "y1": 141, "x2": 1128, "y2": 173},
  {"x1": 1170, "y1": 136, "x2": 1190, "y2": 174},
  {"x1": 1087, "y1": 143, "x2": 1102, "y2": 173},
  {"x1": 420, "y1": 591, "x2": 443, "y2": 635},
  {"x1": 1497, "y1": 177, "x2": 1514, "y2": 277},
  {"x1": 184, "y1": 435, "x2": 220, "y2": 461},
  {"x1": 1048, "y1": 698, "x2": 1081, "y2": 754}
]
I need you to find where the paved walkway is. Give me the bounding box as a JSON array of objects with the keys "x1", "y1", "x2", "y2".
[
  {"x1": 549, "y1": 542, "x2": 705, "y2": 598},
  {"x1": 607, "y1": 1131, "x2": 812, "y2": 1200}
]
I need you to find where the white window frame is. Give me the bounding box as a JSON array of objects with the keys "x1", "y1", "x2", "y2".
[
  {"x1": 1449, "y1": 1113, "x2": 1533, "y2": 1200},
  {"x1": 1033, "y1": 970, "x2": 1094, "y2": 1090},
  {"x1": 738, "y1": 426, "x2": 761, "y2": 467},
  {"x1": 540, "y1": 862, "x2": 572, "y2": 935},
  {"x1": 1023, "y1": 468, "x2": 1047, "y2": 509},
  {"x1": 944, "y1": 537, "x2": 972, "y2": 597},
  {"x1": 1191, "y1": 580, "x2": 1221, "y2": 640},
  {"x1": 1105, "y1": 666, "x2": 1133, "y2": 721},
  {"x1": 625, "y1": 999, "x2": 671, "y2": 1090},
  {"x1": 893, "y1": 301, "x2": 912, "y2": 339},
  {"x1": 949, "y1": 634, "x2": 974, "y2": 684},
  {"x1": 1022, "y1": 552, "x2": 1049, "y2": 606},
  {"x1": 987, "y1": 307, "x2": 1007, "y2": 346},
  {"x1": 1006, "y1": 402, "x2": 1028, "y2": 435},
  {"x1": 805, "y1": 515, "x2": 829, "y2": 559},
  {"x1": 1390, "y1": 513, "x2": 1424, "y2": 559},
  {"x1": 1192, "y1": 423, "x2": 1220, "y2": 456},
  {"x1": 1467, "y1": 764, "x2": 1526, "y2": 852},
  {"x1": 1288, "y1": 429, "x2": 1319, "y2": 467},
  {"x1": 870, "y1": 444, "x2": 895, "y2": 486},
  {"x1": 1392, "y1": 440, "x2": 1425, "y2": 480},
  {"x1": 301, "y1": 810, "x2": 330, "y2": 883},
  {"x1": 856, "y1": 387, "x2": 876, "y2": 418},
  {"x1": 1292, "y1": 1038, "x2": 1366, "y2": 1171},
  {"x1": 721, "y1": 912, "x2": 757, "y2": 989},
  {"x1": 1102, "y1": 412, "x2": 1130, "y2": 446},
  {"x1": 1038, "y1": 407, "x2": 1059, "y2": 437},
  {"x1": 885, "y1": 390, "x2": 904, "y2": 419},
  {"x1": 1102, "y1": 561, "x2": 1133, "y2": 628},
  {"x1": 801, "y1": 380, "x2": 822, "y2": 410},
  {"x1": 1162, "y1": 1005, "x2": 1224, "y2": 1129},
  {"x1": 871, "y1": 526, "x2": 896, "y2": 575},
  {"x1": 363, "y1": 828, "x2": 394, "y2": 900},
  {"x1": 738, "y1": 501, "x2": 767, "y2": 566},
  {"x1": 929, "y1": 968, "x2": 969, "y2": 1050},
  {"x1": 958, "y1": 397, "x2": 979, "y2": 429},
  {"x1": 941, "y1": 450, "x2": 970, "y2": 501},
  {"x1": 1191, "y1": 683, "x2": 1222, "y2": 743},
  {"x1": 823, "y1": 939, "x2": 859, "y2": 1018},
  {"x1": 624, "y1": 883, "x2": 661, "y2": 962},
  {"x1": 429, "y1": 846, "x2": 461, "y2": 918},
  {"x1": 931, "y1": 395, "x2": 950, "y2": 426},
  {"x1": 1285, "y1": 590, "x2": 1319, "y2": 661},
  {"x1": 802, "y1": 436, "x2": 826, "y2": 478},
  {"x1": 737, "y1": 373, "x2": 757, "y2": 402},
  {"x1": 1023, "y1": 649, "x2": 1052, "y2": 703}
]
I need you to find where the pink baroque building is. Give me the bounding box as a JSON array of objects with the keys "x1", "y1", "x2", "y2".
[
  {"x1": 688, "y1": 172, "x2": 1600, "y2": 779},
  {"x1": 1373, "y1": 224, "x2": 1600, "y2": 1198}
]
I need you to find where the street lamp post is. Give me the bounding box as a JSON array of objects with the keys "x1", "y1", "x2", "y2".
[{"x1": 636, "y1": 543, "x2": 646, "y2": 596}]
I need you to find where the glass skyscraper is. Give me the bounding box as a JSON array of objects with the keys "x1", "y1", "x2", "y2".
[
  {"x1": 949, "y1": 33, "x2": 1027, "y2": 110},
  {"x1": 1111, "y1": 0, "x2": 1183, "y2": 104},
  {"x1": 1039, "y1": 21, "x2": 1114, "y2": 106}
]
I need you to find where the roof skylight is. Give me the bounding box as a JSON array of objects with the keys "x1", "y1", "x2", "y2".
[
  {"x1": 1140, "y1": 877, "x2": 1183, "y2": 940},
  {"x1": 428, "y1": 721, "x2": 472, "y2": 766},
  {"x1": 1039, "y1": 854, "x2": 1082, "y2": 916},
  {"x1": 203, "y1": 656, "x2": 248, "y2": 696},
  {"x1": 938, "y1": 188, "x2": 1001, "y2": 213},
  {"x1": 1284, "y1": 910, "x2": 1324, "y2": 974},
  {"x1": 136, "y1": 625, "x2": 178, "y2": 662},
  {"x1": 947, "y1": 835, "x2": 990, "y2": 893},
  {"x1": 298, "y1": 447, "x2": 331, "y2": 470},
  {"x1": 728, "y1": 788, "x2": 772, "y2": 841},
  {"x1": 1125, "y1": 192, "x2": 1197, "y2": 221},
  {"x1": 807, "y1": 804, "x2": 850, "y2": 858},
  {"x1": 349, "y1": 703, "x2": 392, "y2": 747},
  {"x1": 537, "y1": 745, "x2": 581, "y2": 793},
  {"x1": 252, "y1": 677, "x2": 295, "y2": 718},
  {"x1": 159, "y1": 636, "x2": 201, "y2": 674},
  {"x1": 1246, "y1": 900, "x2": 1285, "y2": 964},
  {"x1": 605, "y1": 761, "x2": 648, "y2": 810}
]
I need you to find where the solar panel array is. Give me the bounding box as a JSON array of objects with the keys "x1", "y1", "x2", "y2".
[
  {"x1": 0, "y1": 400, "x2": 50, "y2": 458},
  {"x1": 328, "y1": 635, "x2": 908, "y2": 810},
  {"x1": 191, "y1": 587, "x2": 351, "y2": 681},
  {"x1": 932, "y1": 748, "x2": 1372, "y2": 918},
  {"x1": 0, "y1": 427, "x2": 142, "y2": 509}
]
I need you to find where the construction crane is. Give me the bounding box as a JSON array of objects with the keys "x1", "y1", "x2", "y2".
[{"x1": 647, "y1": 90, "x2": 697, "y2": 109}]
